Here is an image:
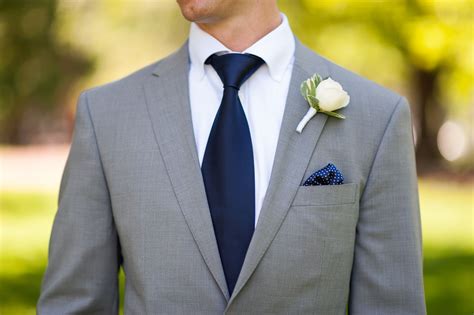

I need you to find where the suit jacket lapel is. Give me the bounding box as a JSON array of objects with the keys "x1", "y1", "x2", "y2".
[
  {"x1": 143, "y1": 40, "x2": 230, "y2": 300},
  {"x1": 227, "y1": 36, "x2": 331, "y2": 305}
]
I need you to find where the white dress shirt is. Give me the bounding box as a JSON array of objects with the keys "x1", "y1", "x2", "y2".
[{"x1": 188, "y1": 12, "x2": 295, "y2": 226}]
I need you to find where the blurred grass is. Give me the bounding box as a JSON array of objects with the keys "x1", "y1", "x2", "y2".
[{"x1": 0, "y1": 179, "x2": 472, "y2": 314}]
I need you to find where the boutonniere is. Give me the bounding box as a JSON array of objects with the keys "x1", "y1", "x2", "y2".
[{"x1": 296, "y1": 74, "x2": 350, "y2": 133}]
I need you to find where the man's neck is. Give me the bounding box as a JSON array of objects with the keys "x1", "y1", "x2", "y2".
[{"x1": 196, "y1": 7, "x2": 281, "y2": 52}]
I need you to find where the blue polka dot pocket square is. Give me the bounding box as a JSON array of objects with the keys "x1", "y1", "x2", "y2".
[{"x1": 302, "y1": 163, "x2": 344, "y2": 186}]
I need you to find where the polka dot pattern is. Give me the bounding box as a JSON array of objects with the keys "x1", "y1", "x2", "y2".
[{"x1": 302, "y1": 163, "x2": 344, "y2": 186}]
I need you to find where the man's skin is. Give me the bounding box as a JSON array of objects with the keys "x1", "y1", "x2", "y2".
[{"x1": 176, "y1": 0, "x2": 281, "y2": 52}]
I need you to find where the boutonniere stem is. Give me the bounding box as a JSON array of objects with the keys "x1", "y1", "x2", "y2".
[{"x1": 296, "y1": 107, "x2": 317, "y2": 133}]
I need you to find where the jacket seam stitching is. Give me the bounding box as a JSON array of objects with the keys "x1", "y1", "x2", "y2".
[
  {"x1": 360, "y1": 95, "x2": 405, "y2": 200},
  {"x1": 82, "y1": 91, "x2": 122, "y2": 276},
  {"x1": 82, "y1": 91, "x2": 112, "y2": 198}
]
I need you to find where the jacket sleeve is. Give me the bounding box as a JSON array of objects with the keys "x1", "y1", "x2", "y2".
[
  {"x1": 348, "y1": 96, "x2": 426, "y2": 314},
  {"x1": 37, "y1": 91, "x2": 122, "y2": 314}
]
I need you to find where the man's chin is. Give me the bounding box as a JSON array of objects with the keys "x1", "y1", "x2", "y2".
[{"x1": 177, "y1": 0, "x2": 209, "y2": 21}]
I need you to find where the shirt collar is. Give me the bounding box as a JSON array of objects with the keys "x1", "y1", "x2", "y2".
[{"x1": 188, "y1": 12, "x2": 295, "y2": 82}]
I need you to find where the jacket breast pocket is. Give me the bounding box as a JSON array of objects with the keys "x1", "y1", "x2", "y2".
[
  {"x1": 291, "y1": 182, "x2": 358, "y2": 207},
  {"x1": 286, "y1": 183, "x2": 359, "y2": 242}
]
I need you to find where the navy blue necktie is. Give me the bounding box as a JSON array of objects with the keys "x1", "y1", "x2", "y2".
[{"x1": 201, "y1": 52, "x2": 264, "y2": 295}]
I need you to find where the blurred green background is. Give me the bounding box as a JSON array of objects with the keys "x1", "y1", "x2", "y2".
[{"x1": 0, "y1": 0, "x2": 472, "y2": 314}]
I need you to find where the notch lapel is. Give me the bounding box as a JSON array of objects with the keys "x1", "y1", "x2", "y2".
[
  {"x1": 143, "y1": 40, "x2": 229, "y2": 300},
  {"x1": 226, "y1": 36, "x2": 331, "y2": 306}
]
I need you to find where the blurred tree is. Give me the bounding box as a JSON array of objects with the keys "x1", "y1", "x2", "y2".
[
  {"x1": 280, "y1": 0, "x2": 473, "y2": 172},
  {"x1": 53, "y1": 0, "x2": 188, "y2": 90},
  {"x1": 0, "y1": 0, "x2": 93, "y2": 144}
]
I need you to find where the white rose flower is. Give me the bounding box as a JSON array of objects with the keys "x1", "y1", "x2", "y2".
[{"x1": 315, "y1": 78, "x2": 350, "y2": 112}]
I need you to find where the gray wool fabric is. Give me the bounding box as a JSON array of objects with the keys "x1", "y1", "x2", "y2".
[{"x1": 37, "y1": 36, "x2": 426, "y2": 314}]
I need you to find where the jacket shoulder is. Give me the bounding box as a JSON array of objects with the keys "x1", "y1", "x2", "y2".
[
  {"x1": 80, "y1": 43, "x2": 184, "y2": 108},
  {"x1": 80, "y1": 60, "x2": 158, "y2": 106}
]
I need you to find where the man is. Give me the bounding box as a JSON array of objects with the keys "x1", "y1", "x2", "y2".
[{"x1": 38, "y1": 0, "x2": 426, "y2": 313}]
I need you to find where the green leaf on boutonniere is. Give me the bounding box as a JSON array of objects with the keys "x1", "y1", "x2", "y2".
[
  {"x1": 307, "y1": 95, "x2": 320, "y2": 110},
  {"x1": 300, "y1": 74, "x2": 322, "y2": 104},
  {"x1": 311, "y1": 73, "x2": 323, "y2": 86},
  {"x1": 320, "y1": 110, "x2": 346, "y2": 119}
]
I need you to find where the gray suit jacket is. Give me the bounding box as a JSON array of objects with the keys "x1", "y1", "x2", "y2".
[{"x1": 37, "y1": 36, "x2": 426, "y2": 314}]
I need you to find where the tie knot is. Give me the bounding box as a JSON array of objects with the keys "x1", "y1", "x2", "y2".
[{"x1": 205, "y1": 53, "x2": 265, "y2": 90}]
